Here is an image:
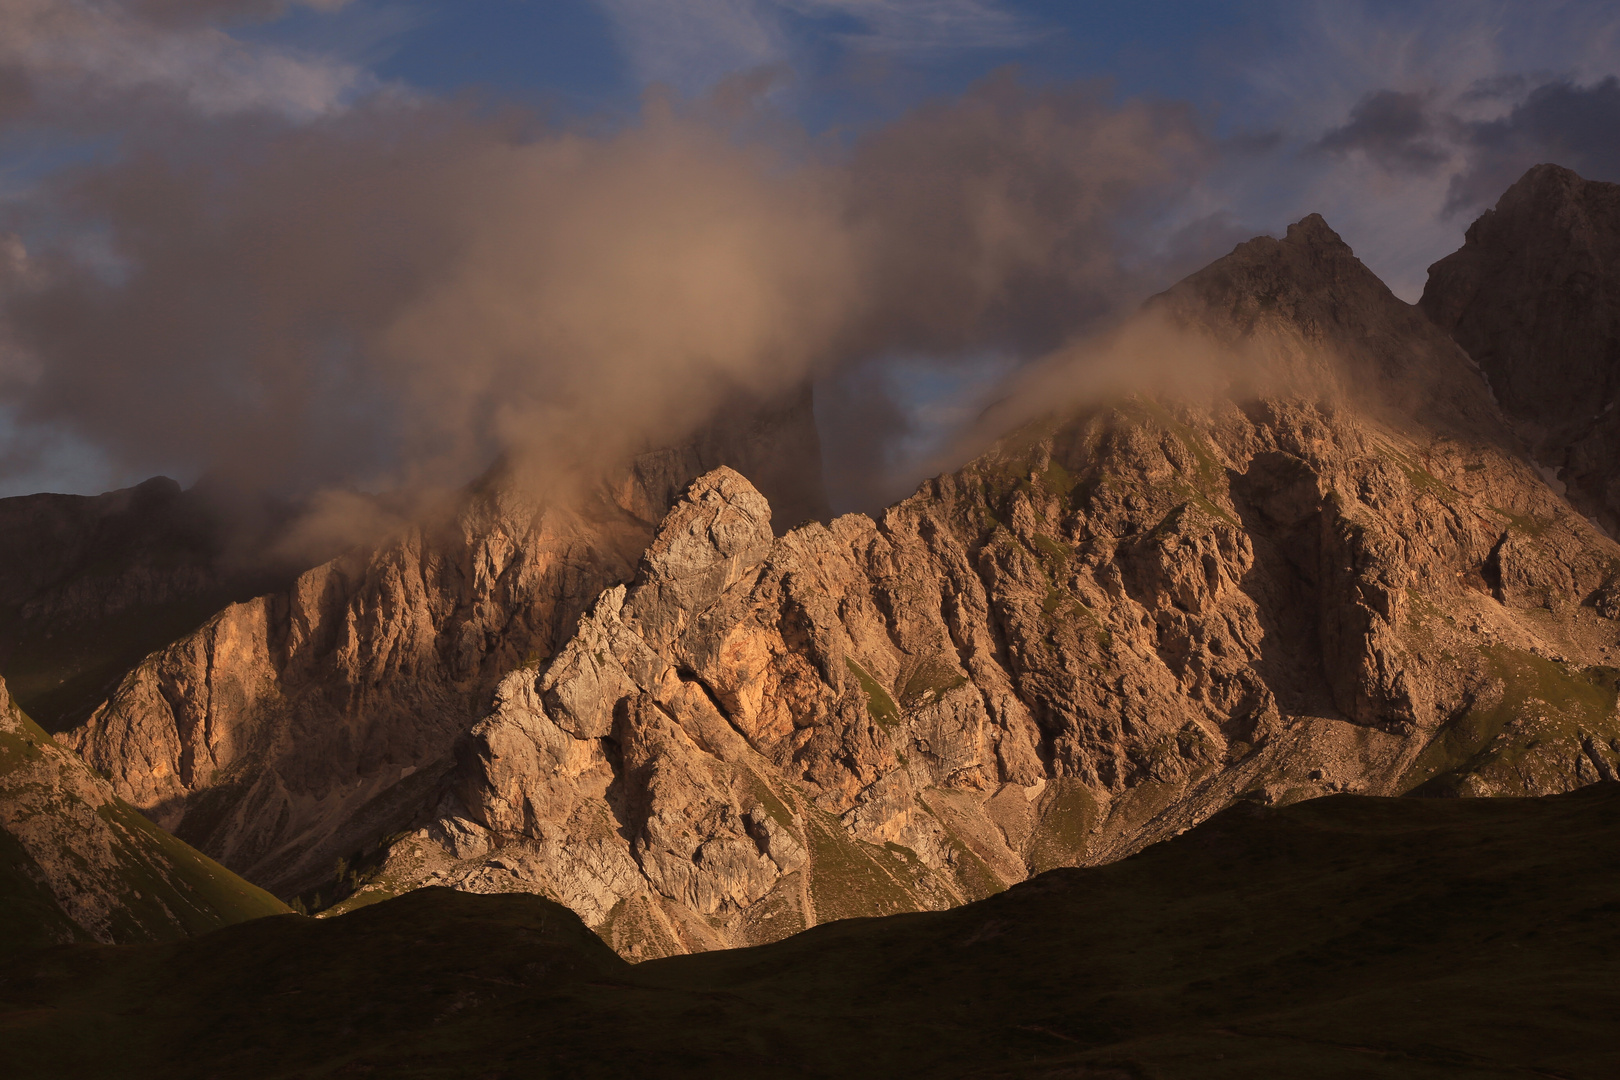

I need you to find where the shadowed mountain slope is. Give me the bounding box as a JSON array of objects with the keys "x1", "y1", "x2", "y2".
[
  {"x1": 0, "y1": 478, "x2": 304, "y2": 732},
  {"x1": 0, "y1": 676, "x2": 286, "y2": 957},
  {"x1": 5, "y1": 785, "x2": 1618, "y2": 1078},
  {"x1": 1421, "y1": 163, "x2": 1620, "y2": 534}
]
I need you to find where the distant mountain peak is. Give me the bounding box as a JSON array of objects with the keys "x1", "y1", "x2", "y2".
[
  {"x1": 1421, "y1": 162, "x2": 1620, "y2": 533},
  {"x1": 1283, "y1": 212, "x2": 1349, "y2": 250}
]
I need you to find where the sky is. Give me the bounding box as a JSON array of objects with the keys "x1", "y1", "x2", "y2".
[{"x1": 1, "y1": 0, "x2": 1618, "y2": 512}]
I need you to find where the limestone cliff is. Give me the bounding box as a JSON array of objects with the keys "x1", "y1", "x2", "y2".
[
  {"x1": 1421, "y1": 163, "x2": 1620, "y2": 533},
  {"x1": 0, "y1": 477, "x2": 302, "y2": 731},
  {"x1": 60, "y1": 213, "x2": 1620, "y2": 960},
  {"x1": 0, "y1": 675, "x2": 286, "y2": 954},
  {"x1": 65, "y1": 389, "x2": 830, "y2": 896},
  {"x1": 362, "y1": 217, "x2": 1620, "y2": 957}
]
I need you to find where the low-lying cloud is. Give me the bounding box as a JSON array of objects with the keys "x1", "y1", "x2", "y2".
[
  {"x1": 0, "y1": 64, "x2": 1215, "y2": 520},
  {"x1": 7, "y1": 0, "x2": 1618, "y2": 529}
]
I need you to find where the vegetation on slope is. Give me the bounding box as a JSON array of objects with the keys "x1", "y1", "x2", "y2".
[
  {"x1": 0, "y1": 687, "x2": 288, "y2": 954},
  {"x1": 5, "y1": 785, "x2": 1618, "y2": 1078}
]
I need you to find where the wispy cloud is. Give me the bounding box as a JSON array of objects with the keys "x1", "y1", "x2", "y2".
[
  {"x1": 1204, "y1": 0, "x2": 1620, "y2": 300},
  {"x1": 786, "y1": 0, "x2": 1042, "y2": 54},
  {"x1": 593, "y1": 0, "x2": 1038, "y2": 94},
  {"x1": 0, "y1": 0, "x2": 368, "y2": 122},
  {"x1": 592, "y1": 0, "x2": 787, "y2": 95}
]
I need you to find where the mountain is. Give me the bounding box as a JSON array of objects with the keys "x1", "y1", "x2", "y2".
[
  {"x1": 0, "y1": 477, "x2": 303, "y2": 732},
  {"x1": 63, "y1": 387, "x2": 830, "y2": 896},
  {"x1": 6, "y1": 784, "x2": 1618, "y2": 1078},
  {"x1": 0, "y1": 675, "x2": 286, "y2": 956},
  {"x1": 41, "y1": 182, "x2": 1620, "y2": 959},
  {"x1": 1421, "y1": 163, "x2": 1620, "y2": 534},
  {"x1": 336, "y1": 213, "x2": 1620, "y2": 955}
]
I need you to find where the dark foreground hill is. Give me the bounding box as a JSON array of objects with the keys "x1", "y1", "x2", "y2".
[{"x1": 5, "y1": 784, "x2": 1618, "y2": 1079}]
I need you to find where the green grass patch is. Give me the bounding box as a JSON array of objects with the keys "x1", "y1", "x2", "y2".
[
  {"x1": 844, "y1": 658, "x2": 899, "y2": 729},
  {"x1": 745, "y1": 769, "x2": 797, "y2": 831},
  {"x1": 899, "y1": 659, "x2": 968, "y2": 708},
  {"x1": 1402, "y1": 647, "x2": 1620, "y2": 794},
  {"x1": 1031, "y1": 533, "x2": 1072, "y2": 564},
  {"x1": 803, "y1": 810, "x2": 919, "y2": 923},
  {"x1": 98, "y1": 801, "x2": 290, "y2": 938},
  {"x1": 1486, "y1": 505, "x2": 1553, "y2": 537},
  {"x1": 1037, "y1": 460, "x2": 1074, "y2": 500},
  {"x1": 1026, "y1": 781, "x2": 1103, "y2": 872}
]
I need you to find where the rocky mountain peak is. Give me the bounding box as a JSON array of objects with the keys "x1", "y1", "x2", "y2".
[
  {"x1": 1155, "y1": 212, "x2": 1506, "y2": 446},
  {"x1": 342, "y1": 199, "x2": 1620, "y2": 958},
  {"x1": 28, "y1": 180, "x2": 1620, "y2": 964},
  {"x1": 1283, "y1": 212, "x2": 1351, "y2": 251},
  {"x1": 62, "y1": 387, "x2": 829, "y2": 896},
  {"x1": 1421, "y1": 163, "x2": 1620, "y2": 532}
]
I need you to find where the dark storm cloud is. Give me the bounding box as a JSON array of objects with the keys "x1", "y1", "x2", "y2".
[
  {"x1": 1310, "y1": 74, "x2": 1620, "y2": 217},
  {"x1": 1446, "y1": 76, "x2": 1620, "y2": 213},
  {"x1": 1314, "y1": 89, "x2": 1450, "y2": 174}
]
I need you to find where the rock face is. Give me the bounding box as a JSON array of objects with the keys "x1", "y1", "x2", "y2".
[
  {"x1": 57, "y1": 210, "x2": 1620, "y2": 960},
  {"x1": 65, "y1": 389, "x2": 831, "y2": 896},
  {"x1": 0, "y1": 477, "x2": 302, "y2": 731},
  {"x1": 357, "y1": 216, "x2": 1620, "y2": 957},
  {"x1": 1421, "y1": 163, "x2": 1620, "y2": 533},
  {"x1": 0, "y1": 675, "x2": 286, "y2": 954}
]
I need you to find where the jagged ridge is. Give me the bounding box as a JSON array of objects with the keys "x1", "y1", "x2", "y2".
[{"x1": 356, "y1": 214, "x2": 1620, "y2": 956}]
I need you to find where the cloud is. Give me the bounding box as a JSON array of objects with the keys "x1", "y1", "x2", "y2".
[
  {"x1": 843, "y1": 72, "x2": 1210, "y2": 354},
  {"x1": 818, "y1": 73, "x2": 1212, "y2": 508},
  {"x1": 1446, "y1": 75, "x2": 1620, "y2": 211},
  {"x1": 0, "y1": 71, "x2": 1214, "y2": 513},
  {"x1": 1297, "y1": 72, "x2": 1620, "y2": 224},
  {"x1": 0, "y1": 98, "x2": 856, "y2": 498},
  {"x1": 1314, "y1": 89, "x2": 1450, "y2": 173},
  {"x1": 126, "y1": 0, "x2": 352, "y2": 28},
  {"x1": 593, "y1": 0, "x2": 787, "y2": 95},
  {"x1": 1208, "y1": 0, "x2": 1620, "y2": 292},
  {"x1": 786, "y1": 0, "x2": 1041, "y2": 54},
  {"x1": 0, "y1": 0, "x2": 367, "y2": 124},
  {"x1": 593, "y1": 0, "x2": 1037, "y2": 94}
]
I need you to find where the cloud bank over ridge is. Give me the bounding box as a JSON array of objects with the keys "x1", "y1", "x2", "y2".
[{"x1": 0, "y1": 0, "x2": 1618, "y2": 514}]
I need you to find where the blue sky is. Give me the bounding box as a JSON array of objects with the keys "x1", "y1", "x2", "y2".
[{"x1": 1, "y1": 1, "x2": 1618, "y2": 507}]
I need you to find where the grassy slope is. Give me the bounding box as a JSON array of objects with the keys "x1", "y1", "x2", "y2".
[
  {"x1": 0, "y1": 703, "x2": 288, "y2": 955},
  {"x1": 4, "y1": 786, "x2": 1619, "y2": 1078}
]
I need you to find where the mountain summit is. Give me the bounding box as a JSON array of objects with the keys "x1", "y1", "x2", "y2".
[
  {"x1": 1422, "y1": 163, "x2": 1620, "y2": 532},
  {"x1": 229, "y1": 197, "x2": 1620, "y2": 954},
  {"x1": 18, "y1": 168, "x2": 1620, "y2": 959}
]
